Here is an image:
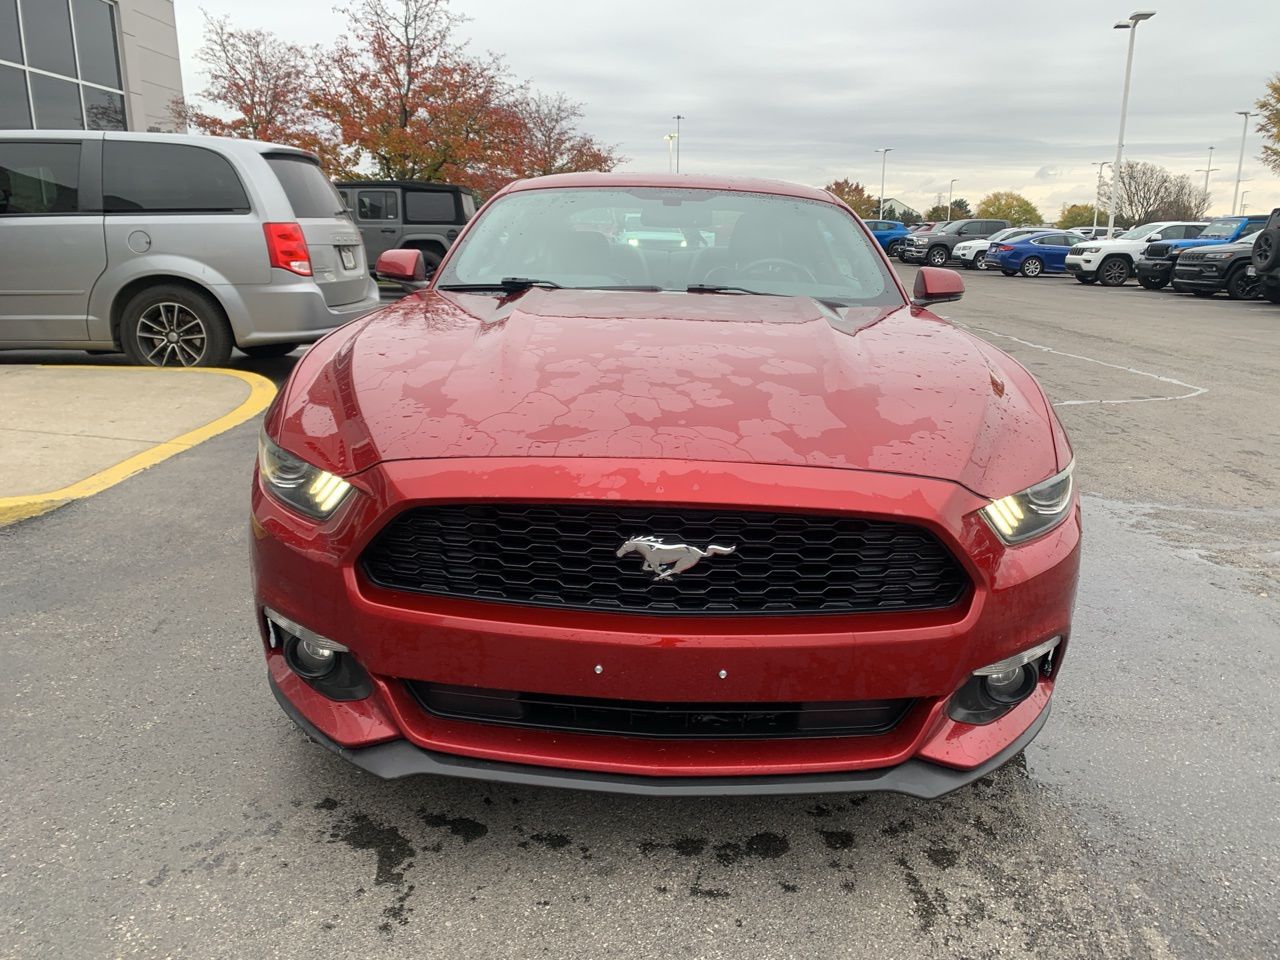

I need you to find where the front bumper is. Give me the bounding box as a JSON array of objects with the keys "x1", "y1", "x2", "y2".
[
  {"x1": 1171, "y1": 264, "x2": 1228, "y2": 292},
  {"x1": 252, "y1": 457, "x2": 1080, "y2": 793},
  {"x1": 900, "y1": 245, "x2": 927, "y2": 263},
  {"x1": 1136, "y1": 258, "x2": 1173, "y2": 282},
  {"x1": 1064, "y1": 256, "x2": 1097, "y2": 276}
]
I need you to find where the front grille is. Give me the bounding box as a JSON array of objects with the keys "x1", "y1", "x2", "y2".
[
  {"x1": 1145, "y1": 242, "x2": 1172, "y2": 258},
  {"x1": 1180, "y1": 250, "x2": 1206, "y2": 262},
  {"x1": 408, "y1": 681, "x2": 915, "y2": 740},
  {"x1": 1069, "y1": 245, "x2": 1088, "y2": 256},
  {"x1": 361, "y1": 503, "x2": 969, "y2": 616}
]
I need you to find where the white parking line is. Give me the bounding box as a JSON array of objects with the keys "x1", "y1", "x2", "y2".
[{"x1": 945, "y1": 320, "x2": 1209, "y2": 406}]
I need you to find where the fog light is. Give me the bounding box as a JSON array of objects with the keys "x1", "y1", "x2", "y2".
[
  {"x1": 288, "y1": 637, "x2": 336, "y2": 679},
  {"x1": 982, "y1": 664, "x2": 1037, "y2": 704}
]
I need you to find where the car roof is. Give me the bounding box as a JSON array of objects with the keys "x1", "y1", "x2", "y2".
[
  {"x1": 498, "y1": 172, "x2": 837, "y2": 204},
  {"x1": 334, "y1": 179, "x2": 475, "y2": 195},
  {"x1": 0, "y1": 129, "x2": 317, "y2": 160}
]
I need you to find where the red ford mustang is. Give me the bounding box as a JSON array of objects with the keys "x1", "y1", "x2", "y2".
[{"x1": 251, "y1": 173, "x2": 1079, "y2": 797}]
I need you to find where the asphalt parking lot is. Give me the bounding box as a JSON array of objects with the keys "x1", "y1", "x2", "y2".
[{"x1": 2, "y1": 270, "x2": 1278, "y2": 959}]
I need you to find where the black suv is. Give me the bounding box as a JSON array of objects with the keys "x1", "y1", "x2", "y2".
[
  {"x1": 1252, "y1": 208, "x2": 1280, "y2": 305},
  {"x1": 1170, "y1": 230, "x2": 1266, "y2": 299},
  {"x1": 336, "y1": 180, "x2": 477, "y2": 272}
]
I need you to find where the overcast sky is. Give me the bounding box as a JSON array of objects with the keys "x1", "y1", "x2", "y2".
[{"x1": 175, "y1": 0, "x2": 1280, "y2": 218}]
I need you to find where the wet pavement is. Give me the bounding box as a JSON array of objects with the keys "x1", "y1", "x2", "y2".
[{"x1": 2, "y1": 273, "x2": 1277, "y2": 959}]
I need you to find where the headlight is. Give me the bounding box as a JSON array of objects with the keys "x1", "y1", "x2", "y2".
[
  {"x1": 979, "y1": 462, "x2": 1075, "y2": 545},
  {"x1": 1082, "y1": 246, "x2": 1101, "y2": 254},
  {"x1": 258, "y1": 432, "x2": 352, "y2": 519},
  {"x1": 1201, "y1": 250, "x2": 1233, "y2": 260}
]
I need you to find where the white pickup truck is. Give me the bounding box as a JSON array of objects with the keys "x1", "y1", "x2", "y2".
[{"x1": 1064, "y1": 221, "x2": 1207, "y2": 287}]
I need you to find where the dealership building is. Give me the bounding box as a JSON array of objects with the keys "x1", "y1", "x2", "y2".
[{"x1": 1, "y1": 0, "x2": 183, "y2": 133}]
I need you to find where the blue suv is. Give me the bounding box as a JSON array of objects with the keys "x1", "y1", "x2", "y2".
[
  {"x1": 1136, "y1": 215, "x2": 1268, "y2": 290},
  {"x1": 864, "y1": 219, "x2": 910, "y2": 257}
]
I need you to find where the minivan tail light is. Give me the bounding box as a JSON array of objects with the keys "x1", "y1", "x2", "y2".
[{"x1": 263, "y1": 222, "x2": 312, "y2": 276}]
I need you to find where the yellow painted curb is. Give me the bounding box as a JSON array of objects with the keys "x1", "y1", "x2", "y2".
[{"x1": 0, "y1": 366, "x2": 277, "y2": 527}]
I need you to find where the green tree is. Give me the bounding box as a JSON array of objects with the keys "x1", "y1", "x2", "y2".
[
  {"x1": 1256, "y1": 73, "x2": 1280, "y2": 176},
  {"x1": 1057, "y1": 203, "x2": 1097, "y2": 229},
  {"x1": 922, "y1": 198, "x2": 970, "y2": 221},
  {"x1": 824, "y1": 178, "x2": 878, "y2": 218},
  {"x1": 976, "y1": 191, "x2": 1043, "y2": 225}
]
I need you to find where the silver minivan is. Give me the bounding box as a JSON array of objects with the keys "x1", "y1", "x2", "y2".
[{"x1": 0, "y1": 131, "x2": 380, "y2": 366}]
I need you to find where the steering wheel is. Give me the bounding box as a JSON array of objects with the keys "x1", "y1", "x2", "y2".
[{"x1": 740, "y1": 258, "x2": 817, "y2": 282}]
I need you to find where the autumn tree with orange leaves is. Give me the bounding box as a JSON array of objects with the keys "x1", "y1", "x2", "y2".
[
  {"x1": 823, "y1": 179, "x2": 878, "y2": 218},
  {"x1": 174, "y1": 0, "x2": 621, "y2": 197}
]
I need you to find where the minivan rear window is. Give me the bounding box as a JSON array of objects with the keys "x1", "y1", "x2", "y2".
[
  {"x1": 267, "y1": 154, "x2": 345, "y2": 220},
  {"x1": 104, "y1": 141, "x2": 249, "y2": 213}
]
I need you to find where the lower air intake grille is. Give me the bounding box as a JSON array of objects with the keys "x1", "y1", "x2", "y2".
[
  {"x1": 408, "y1": 682, "x2": 915, "y2": 740},
  {"x1": 360, "y1": 503, "x2": 969, "y2": 616}
]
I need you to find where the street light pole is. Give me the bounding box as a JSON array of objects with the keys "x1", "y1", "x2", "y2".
[
  {"x1": 1231, "y1": 110, "x2": 1253, "y2": 215},
  {"x1": 1240, "y1": 190, "x2": 1251, "y2": 214},
  {"x1": 1196, "y1": 145, "x2": 1217, "y2": 202},
  {"x1": 947, "y1": 178, "x2": 958, "y2": 219},
  {"x1": 663, "y1": 133, "x2": 677, "y2": 173},
  {"x1": 1107, "y1": 11, "x2": 1156, "y2": 233},
  {"x1": 876, "y1": 148, "x2": 892, "y2": 219},
  {"x1": 672, "y1": 115, "x2": 685, "y2": 173},
  {"x1": 1090, "y1": 161, "x2": 1110, "y2": 231}
]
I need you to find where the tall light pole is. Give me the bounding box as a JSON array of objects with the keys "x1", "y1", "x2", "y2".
[
  {"x1": 663, "y1": 133, "x2": 678, "y2": 173},
  {"x1": 1194, "y1": 145, "x2": 1217, "y2": 205},
  {"x1": 672, "y1": 115, "x2": 685, "y2": 172},
  {"x1": 1090, "y1": 161, "x2": 1111, "y2": 231},
  {"x1": 1107, "y1": 11, "x2": 1156, "y2": 233},
  {"x1": 1231, "y1": 110, "x2": 1254, "y2": 215},
  {"x1": 1240, "y1": 189, "x2": 1251, "y2": 214},
  {"x1": 947, "y1": 179, "x2": 958, "y2": 219},
  {"x1": 876, "y1": 147, "x2": 893, "y2": 219}
]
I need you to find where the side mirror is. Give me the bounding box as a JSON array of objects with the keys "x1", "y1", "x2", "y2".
[
  {"x1": 1148, "y1": 233, "x2": 1163, "y2": 242},
  {"x1": 375, "y1": 248, "x2": 429, "y2": 291},
  {"x1": 912, "y1": 266, "x2": 964, "y2": 306}
]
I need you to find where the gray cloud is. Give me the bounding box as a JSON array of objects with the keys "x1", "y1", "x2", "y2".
[{"x1": 175, "y1": 0, "x2": 1280, "y2": 215}]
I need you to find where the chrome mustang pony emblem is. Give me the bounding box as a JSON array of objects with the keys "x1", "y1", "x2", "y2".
[{"x1": 616, "y1": 536, "x2": 736, "y2": 581}]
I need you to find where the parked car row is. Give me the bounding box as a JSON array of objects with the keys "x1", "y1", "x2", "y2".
[{"x1": 929, "y1": 207, "x2": 1280, "y2": 305}]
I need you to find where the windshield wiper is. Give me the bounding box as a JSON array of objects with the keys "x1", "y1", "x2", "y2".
[
  {"x1": 686, "y1": 283, "x2": 778, "y2": 296},
  {"x1": 437, "y1": 277, "x2": 563, "y2": 292}
]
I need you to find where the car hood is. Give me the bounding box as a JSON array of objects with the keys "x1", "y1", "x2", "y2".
[{"x1": 277, "y1": 289, "x2": 1060, "y2": 499}]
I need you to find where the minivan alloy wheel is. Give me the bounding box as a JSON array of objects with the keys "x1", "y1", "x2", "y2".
[{"x1": 137, "y1": 303, "x2": 209, "y2": 367}]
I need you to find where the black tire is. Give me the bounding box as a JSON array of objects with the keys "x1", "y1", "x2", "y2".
[
  {"x1": 1019, "y1": 256, "x2": 1044, "y2": 278},
  {"x1": 887, "y1": 240, "x2": 903, "y2": 258},
  {"x1": 1137, "y1": 275, "x2": 1168, "y2": 290},
  {"x1": 1253, "y1": 230, "x2": 1280, "y2": 271},
  {"x1": 926, "y1": 246, "x2": 949, "y2": 267},
  {"x1": 119, "y1": 284, "x2": 232, "y2": 368},
  {"x1": 962, "y1": 259, "x2": 976, "y2": 270},
  {"x1": 1224, "y1": 265, "x2": 1262, "y2": 301},
  {"x1": 1264, "y1": 282, "x2": 1280, "y2": 305},
  {"x1": 240, "y1": 343, "x2": 302, "y2": 359},
  {"x1": 1075, "y1": 275, "x2": 1097, "y2": 285},
  {"x1": 974, "y1": 251, "x2": 988, "y2": 270},
  {"x1": 1098, "y1": 255, "x2": 1130, "y2": 287},
  {"x1": 1001, "y1": 269, "x2": 1017, "y2": 277}
]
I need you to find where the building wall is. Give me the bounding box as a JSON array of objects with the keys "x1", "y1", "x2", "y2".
[
  {"x1": 0, "y1": 0, "x2": 183, "y2": 133},
  {"x1": 116, "y1": 0, "x2": 184, "y2": 132}
]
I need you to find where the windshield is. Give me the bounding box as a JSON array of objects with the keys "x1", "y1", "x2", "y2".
[
  {"x1": 1118, "y1": 223, "x2": 1161, "y2": 240},
  {"x1": 1237, "y1": 231, "x2": 1261, "y2": 245},
  {"x1": 438, "y1": 187, "x2": 901, "y2": 306},
  {"x1": 935, "y1": 222, "x2": 965, "y2": 235},
  {"x1": 1197, "y1": 219, "x2": 1241, "y2": 240}
]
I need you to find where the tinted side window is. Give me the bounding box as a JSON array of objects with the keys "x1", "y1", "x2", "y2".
[
  {"x1": 404, "y1": 190, "x2": 457, "y2": 223},
  {"x1": 104, "y1": 142, "x2": 249, "y2": 213},
  {"x1": 357, "y1": 190, "x2": 398, "y2": 221},
  {"x1": 266, "y1": 155, "x2": 342, "y2": 219},
  {"x1": 460, "y1": 193, "x2": 476, "y2": 218},
  {"x1": 0, "y1": 141, "x2": 81, "y2": 215},
  {"x1": 1184, "y1": 225, "x2": 1205, "y2": 238}
]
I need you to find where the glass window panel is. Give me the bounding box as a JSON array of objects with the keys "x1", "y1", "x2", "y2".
[
  {"x1": 404, "y1": 190, "x2": 457, "y2": 223},
  {"x1": 0, "y1": 140, "x2": 81, "y2": 214},
  {"x1": 30, "y1": 72, "x2": 83, "y2": 129},
  {"x1": 266, "y1": 154, "x2": 343, "y2": 219},
  {"x1": 0, "y1": 65, "x2": 31, "y2": 129},
  {"x1": 104, "y1": 141, "x2": 250, "y2": 213},
  {"x1": 0, "y1": 0, "x2": 22, "y2": 63},
  {"x1": 83, "y1": 87, "x2": 124, "y2": 130},
  {"x1": 357, "y1": 190, "x2": 397, "y2": 221},
  {"x1": 71, "y1": 0, "x2": 121, "y2": 88},
  {"x1": 19, "y1": 0, "x2": 77, "y2": 77}
]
